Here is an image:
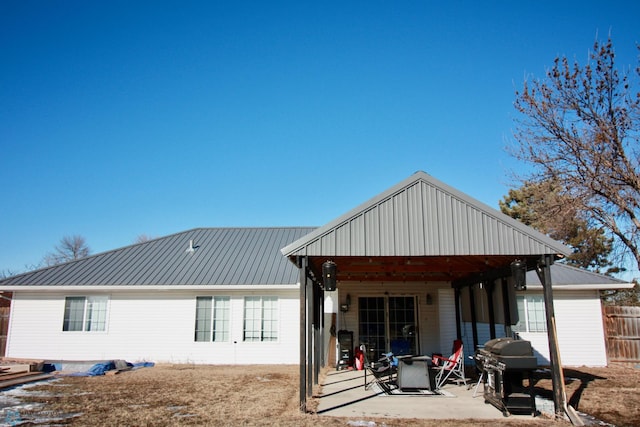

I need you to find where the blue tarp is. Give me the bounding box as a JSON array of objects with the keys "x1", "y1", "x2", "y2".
[
  {"x1": 68, "y1": 361, "x2": 115, "y2": 376},
  {"x1": 131, "y1": 362, "x2": 155, "y2": 369},
  {"x1": 45, "y1": 361, "x2": 155, "y2": 376}
]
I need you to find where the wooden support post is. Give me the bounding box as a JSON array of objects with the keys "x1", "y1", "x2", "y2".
[
  {"x1": 469, "y1": 285, "x2": 479, "y2": 350},
  {"x1": 313, "y1": 282, "x2": 321, "y2": 385},
  {"x1": 537, "y1": 254, "x2": 583, "y2": 425},
  {"x1": 485, "y1": 281, "x2": 496, "y2": 340},
  {"x1": 307, "y1": 272, "x2": 314, "y2": 399},
  {"x1": 501, "y1": 278, "x2": 513, "y2": 337},
  {"x1": 537, "y1": 255, "x2": 563, "y2": 416},
  {"x1": 320, "y1": 288, "x2": 325, "y2": 367},
  {"x1": 298, "y1": 257, "x2": 307, "y2": 412},
  {"x1": 454, "y1": 287, "x2": 462, "y2": 340}
]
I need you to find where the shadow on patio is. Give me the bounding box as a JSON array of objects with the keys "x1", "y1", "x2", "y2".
[{"x1": 313, "y1": 368, "x2": 539, "y2": 421}]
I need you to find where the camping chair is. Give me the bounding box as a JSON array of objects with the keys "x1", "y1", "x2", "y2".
[
  {"x1": 360, "y1": 344, "x2": 398, "y2": 391},
  {"x1": 432, "y1": 339, "x2": 467, "y2": 390}
]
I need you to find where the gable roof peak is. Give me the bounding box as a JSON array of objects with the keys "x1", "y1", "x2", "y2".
[{"x1": 282, "y1": 171, "x2": 571, "y2": 258}]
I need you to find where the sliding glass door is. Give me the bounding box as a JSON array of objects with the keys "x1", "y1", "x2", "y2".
[{"x1": 358, "y1": 296, "x2": 417, "y2": 361}]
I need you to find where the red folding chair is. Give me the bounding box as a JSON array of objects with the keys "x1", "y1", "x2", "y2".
[{"x1": 432, "y1": 339, "x2": 467, "y2": 389}]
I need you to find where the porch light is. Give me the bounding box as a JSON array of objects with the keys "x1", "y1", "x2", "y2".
[
  {"x1": 322, "y1": 260, "x2": 337, "y2": 291},
  {"x1": 510, "y1": 259, "x2": 527, "y2": 291},
  {"x1": 340, "y1": 294, "x2": 351, "y2": 312},
  {"x1": 340, "y1": 304, "x2": 349, "y2": 312}
]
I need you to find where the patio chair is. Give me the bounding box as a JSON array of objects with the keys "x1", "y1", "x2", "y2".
[
  {"x1": 432, "y1": 339, "x2": 467, "y2": 390},
  {"x1": 360, "y1": 344, "x2": 398, "y2": 391}
]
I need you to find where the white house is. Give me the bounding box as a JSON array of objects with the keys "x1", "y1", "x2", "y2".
[
  {"x1": 0, "y1": 172, "x2": 632, "y2": 367},
  {"x1": 458, "y1": 264, "x2": 629, "y2": 366},
  {"x1": 0, "y1": 227, "x2": 313, "y2": 364}
]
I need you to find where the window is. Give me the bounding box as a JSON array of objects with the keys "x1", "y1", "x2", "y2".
[
  {"x1": 513, "y1": 295, "x2": 547, "y2": 333},
  {"x1": 195, "y1": 296, "x2": 230, "y2": 342},
  {"x1": 358, "y1": 296, "x2": 418, "y2": 360},
  {"x1": 63, "y1": 296, "x2": 108, "y2": 332},
  {"x1": 243, "y1": 296, "x2": 278, "y2": 342}
]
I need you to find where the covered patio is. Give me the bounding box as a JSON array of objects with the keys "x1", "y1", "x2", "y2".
[
  {"x1": 314, "y1": 367, "x2": 552, "y2": 420},
  {"x1": 282, "y1": 172, "x2": 574, "y2": 420}
]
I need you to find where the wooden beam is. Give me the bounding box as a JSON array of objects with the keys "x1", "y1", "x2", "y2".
[
  {"x1": 309, "y1": 255, "x2": 524, "y2": 284},
  {"x1": 538, "y1": 255, "x2": 584, "y2": 425},
  {"x1": 537, "y1": 254, "x2": 577, "y2": 422},
  {"x1": 501, "y1": 278, "x2": 513, "y2": 337},
  {"x1": 298, "y1": 256, "x2": 307, "y2": 412},
  {"x1": 485, "y1": 281, "x2": 496, "y2": 340},
  {"x1": 307, "y1": 270, "x2": 314, "y2": 399},
  {"x1": 469, "y1": 285, "x2": 479, "y2": 350},
  {"x1": 454, "y1": 287, "x2": 462, "y2": 340},
  {"x1": 320, "y1": 289, "x2": 325, "y2": 368},
  {"x1": 313, "y1": 282, "x2": 321, "y2": 385}
]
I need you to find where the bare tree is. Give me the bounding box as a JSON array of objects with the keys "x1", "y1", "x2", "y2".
[
  {"x1": 134, "y1": 234, "x2": 154, "y2": 244},
  {"x1": 0, "y1": 269, "x2": 17, "y2": 279},
  {"x1": 512, "y1": 38, "x2": 640, "y2": 272},
  {"x1": 44, "y1": 235, "x2": 91, "y2": 266}
]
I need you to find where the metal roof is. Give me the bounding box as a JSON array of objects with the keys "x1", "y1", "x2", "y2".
[
  {"x1": 526, "y1": 263, "x2": 632, "y2": 288},
  {"x1": 281, "y1": 171, "x2": 572, "y2": 258},
  {"x1": 0, "y1": 227, "x2": 316, "y2": 287}
]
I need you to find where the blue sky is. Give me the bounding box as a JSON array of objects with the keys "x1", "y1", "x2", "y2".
[{"x1": 1, "y1": 1, "x2": 639, "y2": 275}]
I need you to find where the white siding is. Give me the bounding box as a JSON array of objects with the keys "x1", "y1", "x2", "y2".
[
  {"x1": 7, "y1": 289, "x2": 299, "y2": 364},
  {"x1": 438, "y1": 288, "x2": 457, "y2": 356},
  {"x1": 515, "y1": 290, "x2": 607, "y2": 367},
  {"x1": 463, "y1": 290, "x2": 608, "y2": 367},
  {"x1": 335, "y1": 281, "x2": 449, "y2": 358},
  {"x1": 7, "y1": 286, "x2": 607, "y2": 367}
]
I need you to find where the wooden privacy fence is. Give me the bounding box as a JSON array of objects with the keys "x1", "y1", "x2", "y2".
[
  {"x1": 0, "y1": 307, "x2": 9, "y2": 357},
  {"x1": 603, "y1": 305, "x2": 640, "y2": 364}
]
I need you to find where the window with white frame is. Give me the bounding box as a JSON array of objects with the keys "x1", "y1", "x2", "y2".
[
  {"x1": 194, "y1": 296, "x2": 230, "y2": 342},
  {"x1": 513, "y1": 295, "x2": 547, "y2": 333},
  {"x1": 243, "y1": 296, "x2": 278, "y2": 342},
  {"x1": 62, "y1": 296, "x2": 108, "y2": 332}
]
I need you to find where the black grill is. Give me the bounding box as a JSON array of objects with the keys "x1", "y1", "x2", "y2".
[{"x1": 475, "y1": 338, "x2": 537, "y2": 417}]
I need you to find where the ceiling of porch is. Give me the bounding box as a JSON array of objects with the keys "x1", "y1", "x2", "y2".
[{"x1": 306, "y1": 254, "x2": 528, "y2": 284}]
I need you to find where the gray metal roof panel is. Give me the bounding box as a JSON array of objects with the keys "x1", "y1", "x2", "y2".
[
  {"x1": 526, "y1": 263, "x2": 630, "y2": 286},
  {"x1": 0, "y1": 227, "x2": 316, "y2": 287},
  {"x1": 281, "y1": 171, "x2": 572, "y2": 258}
]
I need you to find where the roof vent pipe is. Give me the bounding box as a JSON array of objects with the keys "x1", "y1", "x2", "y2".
[{"x1": 186, "y1": 239, "x2": 195, "y2": 253}]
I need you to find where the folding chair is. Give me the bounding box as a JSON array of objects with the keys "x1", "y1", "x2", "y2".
[
  {"x1": 432, "y1": 339, "x2": 467, "y2": 390},
  {"x1": 360, "y1": 344, "x2": 397, "y2": 391}
]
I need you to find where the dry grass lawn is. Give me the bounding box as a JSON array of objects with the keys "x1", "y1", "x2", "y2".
[
  {"x1": 534, "y1": 365, "x2": 640, "y2": 427},
  {"x1": 8, "y1": 363, "x2": 640, "y2": 426}
]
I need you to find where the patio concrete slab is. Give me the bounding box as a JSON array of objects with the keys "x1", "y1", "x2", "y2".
[{"x1": 315, "y1": 368, "x2": 538, "y2": 420}]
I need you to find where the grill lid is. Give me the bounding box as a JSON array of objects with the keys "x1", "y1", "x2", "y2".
[{"x1": 483, "y1": 338, "x2": 533, "y2": 357}]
